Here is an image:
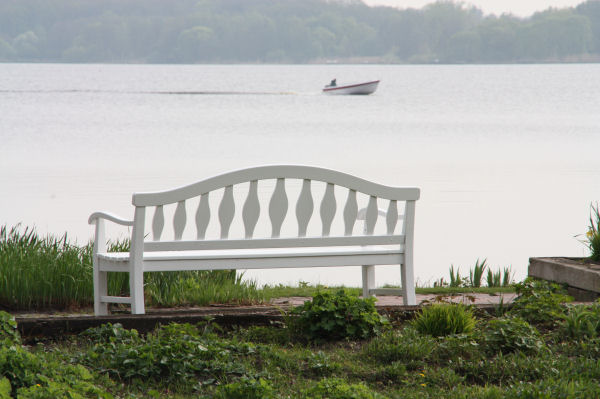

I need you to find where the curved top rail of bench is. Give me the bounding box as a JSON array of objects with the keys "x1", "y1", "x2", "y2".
[{"x1": 132, "y1": 165, "x2": 420, "y2": 206}]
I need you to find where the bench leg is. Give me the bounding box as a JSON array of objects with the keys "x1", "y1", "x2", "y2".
[
  {"x1": 92, "y1": 220, "x2": 108, "y2": 316},
  {"x1": 401, "y1": 263, "x2": 416, "y2": 306},
  {"x1": 93, "y1": 268, "x2": 108, "y2": 316},
  {"x1": 130, "y1": 266, "x2": 145, "y2": 314},
  {"x1": 362, "y1": 265, "x2": 375, "y2": 298}
]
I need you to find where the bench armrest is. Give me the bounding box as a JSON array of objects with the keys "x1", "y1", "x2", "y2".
[{"x1": 88, "y1": 211, "x2": 134, "y2": 226}]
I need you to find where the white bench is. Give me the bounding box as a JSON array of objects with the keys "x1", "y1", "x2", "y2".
[{"x1": 88, "y1": 165, "x2": 420, "y2": 315}]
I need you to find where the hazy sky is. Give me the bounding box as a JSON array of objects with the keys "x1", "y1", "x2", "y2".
[{"x1": 362, "y1": 0, "x2": 587, "y2": 17}]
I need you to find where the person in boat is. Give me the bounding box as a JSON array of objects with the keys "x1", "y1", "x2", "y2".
[{"x1": 329, "y1": 78, "x2": 336, "y2": 87}]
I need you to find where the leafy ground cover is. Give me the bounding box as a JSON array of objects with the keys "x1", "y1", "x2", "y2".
[{"x1": 3, "y1": 281, "x2": 600, "y2": 398}]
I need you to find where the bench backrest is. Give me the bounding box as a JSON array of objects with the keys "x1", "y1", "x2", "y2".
[{"x1": 129, "y1": 165, "x2": 420, "y2": 252}]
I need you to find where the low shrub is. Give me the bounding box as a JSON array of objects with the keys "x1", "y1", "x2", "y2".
[
  {"x1": 510, "y1": 278, "x2": 571, "y2": 327},
  {"x1": 0, "y1": 378, "x2": 9, "y2": 399},
  {"x1": 303, "y1": 377, "x2": 387, "y2": 399},
  {"x1": 0, "y1": 312, "x2": 20, "y2": 345},
  {"x1": 81, "y1": 322, "x2": 257, "y2": 387},
  {"x1": 0, "y1": 343, "x2": 109, "y2": 398},
  {"x1": 411, "y1": 304, "x2": 476, "y2": 337},
  {"x1": 483, "y1": 317, "x2": 544, "y2": 355},
  {"x1": 0, "y1": 345, "x2": 42, "y2": 393},
  {"x1": 290, "y1": 290, "x2": 387, "y2": 342}
]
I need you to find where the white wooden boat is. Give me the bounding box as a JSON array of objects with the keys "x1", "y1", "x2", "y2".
[{"x1": 322, "y1": 80, "x2": 380, "y2": 95}]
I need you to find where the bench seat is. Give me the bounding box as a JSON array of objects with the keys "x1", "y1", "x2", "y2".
[{"x1": 97, "y1": 245, "x2": 404, "y2": 272}]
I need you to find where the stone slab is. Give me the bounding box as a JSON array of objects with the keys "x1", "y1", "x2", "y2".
[{"x1": 529, "y1": 257, "x2": 600, "y2": 296}]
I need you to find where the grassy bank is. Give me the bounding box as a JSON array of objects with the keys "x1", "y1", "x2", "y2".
[
  {"x1": 2, "y1": 280, "x2": 600, "y2": 398},
  {"x1": 0, "y1": 224, "x2": 515, "y2": 312}
]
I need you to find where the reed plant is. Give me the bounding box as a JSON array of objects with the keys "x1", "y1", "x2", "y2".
[
  {"x1": 587, "y1": 202, "x2": 600, "y2": 262},
  {"x1": 486, "y1": 268, "x2": 502, "y2": 288},
  {"x1": 0, "y1": 224, "x2": 93, "y2": 310},
  {"x1": 448, "y1": 265, "x2": 462, "y2": 287},
  {"x1": 0, "y1": 224, "x2": 264, "y2": 311},
  {"x1": 486, "y1": 266, "x2": 514, "y2": 287},
  {"x1": 468, "y1": 259, "x2": 487, "y2": 288}
]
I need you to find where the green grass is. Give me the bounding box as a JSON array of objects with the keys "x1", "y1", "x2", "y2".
[
  {"x1": 0, "y1": 225, "x2": 264, "y2": 311},
  {"x1": 2, "y1": 280, "x2": 600, "y2": 398},
  {"x1": 0, "y1": 224, "x2": 94, "y2": 310}
]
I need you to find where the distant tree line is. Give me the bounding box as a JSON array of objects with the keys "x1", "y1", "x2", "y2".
[{"x1": 1, "y1": 0, "x2": 600, "y2": 63}]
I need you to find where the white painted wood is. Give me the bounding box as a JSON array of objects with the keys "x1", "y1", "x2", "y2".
[
  {"x1": 242, "y1": 180, "x2": 260, "y2": 238},
  {"x1": 269, "y1": 178, "x2": 288, "y2": 238},
  {"x1": 133, "y1": 165, "x2": 419, "y2": 206},
  {"x1": 173, "y1": 200, "x2": 186, "y2": 240},
  {"x1": 343, "y1": 189, "x2": 358, "y2": 236},
  {"x1": 152, "y1": 205, "x2": 164, "y2": 241},
  {"x1": 195, "y1": 193, "x2": 210, "y2": 239},
  {"x1": 365, "y1": 196, "x2": 378, "y2": 235},
  {"x1": 103, "y1": 245, "x2": 401, "y2": 261},
  {"x1": 143, "y1": 235, "x2": 404, "y2": 251},
  {"x1": 401, "y1": 200, "x2": 417, "y2": 305},
  {"x1": 362, "y1": 265, "x2": 375, "y2": 298},
  {"x1": 92, "y1": 218, "x2": 108, "y2": 315},
  {"x1": 296, "y1": 179, "x2": 314, "y2": 237},
  {"x1": 386, "y1": 200, "x2": 398, "y2": 235},
  {"x1": 357, "y1": 207, "x2": 388, "y2": 220},
  {"x1": 104, "y1": 248, "x2": 403, "y2": 271},
  {"x1": 88, "y1": 211, "x2": 134, "y2": 226},
  {"x1": 320, "y1": 183, "x2": 336, "y2": 236},
  {"x1": 370, "y1": 288, "x2": 403, "y2": 296},
  {"x1": 130, "y1": 206, "x2": 146, "y2": 314},
  {"x1": 100, "y1": 295, "x2": 132, "y2": 304},
  {"x1": 89, "y1": 165, "x2": 420, "y2": 315},
  {"x1": 218, "y1": 185, "x2": 235, "y2": 239},
  {"x1": 140, "y1": 253, "x2": 402, "y2": 272}
]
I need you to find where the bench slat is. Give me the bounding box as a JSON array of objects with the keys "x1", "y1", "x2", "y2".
[
  {"x1": 296, "y1": 179, "x2": 313, "y2": 237},
  {"x1": 143, "y1": 234, "x2": 404, "y2": 251},
  {"x1": 386, "y1": 200, "x2": 398, "y2": 235},
  {"x1": 269, "y1": 178, "x2": 288, "y2": 238},
  {"x1": 343, "y1": 189, "x2": 358, "y2": 236},
  {"x1": 366, "y1": 196, "x2": 378, "y2": 235},
  {"x1": 320, "y1": 182, "x2": 336, "y2": 236},
  {"x1": 219, "y1": 185, "x2": 235, "y2": 239},
  {"x1": 195, "y1": 193, "x2": 210, "y2": 239},
  {"x1": 243, "y1": 180, "x2": 260, "y2": 238},
  {"x1": 153, "y1": 205, "x2": 164, "y2": 240},
  {"x1": 174, "y1": 200, "x2": 186, "y2": 240}
]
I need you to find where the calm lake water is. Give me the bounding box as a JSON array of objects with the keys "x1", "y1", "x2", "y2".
[{"x1": 1, "y1": 63, "x2": 599, "y2": 287}]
